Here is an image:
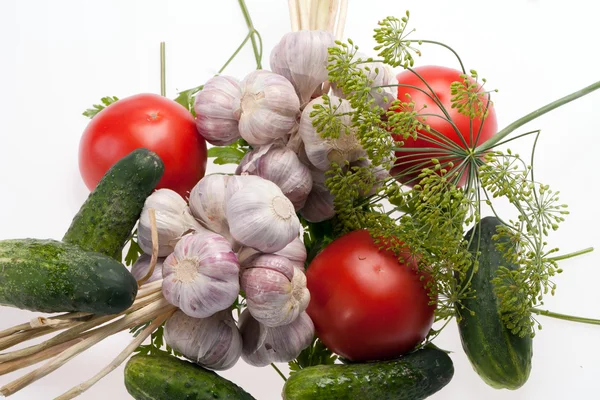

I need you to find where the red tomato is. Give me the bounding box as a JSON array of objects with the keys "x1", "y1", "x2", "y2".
[
  {"x1": 390, "y1": 65, "x2": 497, "y2": 186},
  {"x1": 79, "y1": 93, "x2": 207, "y2": 197},
  {"x1": 306, "y1": 230, "x2": 435, "y2": 362}
]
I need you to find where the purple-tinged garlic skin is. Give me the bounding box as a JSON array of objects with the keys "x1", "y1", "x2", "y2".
[
  {"x1": 239, "y1": 309, "x2": 314, "y2": 367},
  {"x1": 237, "y1": 236, "x2": 307, "y2": 271},
  {"x1": 299, "y1": 168, "x2": 335, "y2": 223},
  {"x1": 165, "y1": 309, "x2": 242, "y2": 371},
  {"x1": 236, "y1": 144, "x2": 313, "y2": 211},
  {"x1": 233, "y1": 70, "x2": 300, "y2": 146},
  {"x1": 130, "y1": 254, "x2": 165, "y2": 283},
  {"x1": 189, "y1": 174, "x2": 231, "y2": 239},
  {"x1": 270, "y1": 30, "x2": 335, "y2": 107},
  {"x1": 226, "y1": 178, "x2": 300, "y2": 253},
  {"x1": 241, "y1": 254, "x2": 310, "y2": 327},
  {"x1": 299, "y1": 95, "x2": 365, "y2": 171},
  {"x1": 138, "y1": 188, "x2": 200, "y2": 257},
  {"x1": 162, "y1": 232, "x2": 240, "y2": 319},
  {"x1": 194, "y1": 75, "x2": 242, "y2": 146}
]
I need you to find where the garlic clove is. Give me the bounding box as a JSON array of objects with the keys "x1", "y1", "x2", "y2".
[
  {"x1": 241, "y1": 255, "x2": 309, "y2": 327},
  {"x1": 239, "y1": 309, "x2": 314, "y2": 367},
  {"x1": 270, "y1": 30, "x2": 335, "y2": 107},
  {"x1": 331, "y1": 52, "x2": 397, "y2": 110},
  {"x1": 273, "y1": 236, "x2": 307, "y2": 271},
  {"x1": 236, "y1": 144, "x2": 313, "y2": 211},
  {"x1": 189, "y1": 174, "x2": 231, "y2": 239},
  {"x1": 138, "y1": 189, "x2": 201, "y2": 257},
  {"x1": 299, "y1": 95, "x2": 366, "y2": 171},
  {"x1": 350, "y1": 157, "x2": 392, "y2": 197},
  {"x1": 299, "y1": 168, "x2": 335, "y2": 223},
  {"x1": 226, "y1": 177, "x2": 300, "y2": 253},
  {"x1": 161, "y1": 231, "x2": 240, "y2": 319},
  {"x1": 232, "y1": 70, "x2": 300, "y2": 146},
  {"x1": 164, "y1": 309, "x2": 242, "y2": 371},
  {"x1": 194, "y1": 75, "x2": 242, "y2": 146},
  {"x1": 130, "y1": 253, "x2": 165, "y2": 283}
]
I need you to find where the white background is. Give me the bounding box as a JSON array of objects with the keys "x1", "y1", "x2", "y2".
[{"x1": 1, "y1": 0, "x2": 599, "y2": 399}]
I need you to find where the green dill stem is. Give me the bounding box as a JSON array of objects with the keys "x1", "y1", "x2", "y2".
[
  {"x1": 413, "y1": 40, "x2": 466, "y2": 74},
  {"x1": 160, "y1": 42, "x2": 166, "y2": 97},
  {"x1": 476, "y1": 80, "x2": 600, "y2": 153},
  {"x1": 549, "y1": 247, "x2": 594, "y2": 261},
  {"x1": 532, "y1": 308, "x2": 600, "y2": 326},
  {"x1": 271, "y1": 363, "x2": 287, "y2": 381},
  {"x1": 238, "y1": 0, "x2": 262, "y2": 69},
  {"x1": 218, "y1": 31, "x2": 254, "y2": 74}
]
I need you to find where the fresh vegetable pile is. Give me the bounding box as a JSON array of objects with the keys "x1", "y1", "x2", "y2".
[{"x1": 0, "y1": 1, "x2": 599, "y2": 399}]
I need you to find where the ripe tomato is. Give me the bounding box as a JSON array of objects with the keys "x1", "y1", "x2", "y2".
[
  {"x1": 390, "y1": 65, "x2": 497, "y2": 186},
  {"x1": 79, "y1": 93, "x2": 207, "y2": 197},
  {"x1": 305, "y1": 229, "x2": 435, "y2": 362}
]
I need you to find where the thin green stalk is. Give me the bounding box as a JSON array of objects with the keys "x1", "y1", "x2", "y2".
[
  {"x1": 160, "y1": 42, "x2": 166, "y2": 97},
  {"x1": 549, "y1": 247, "x2": 594, "y2": 261},
  {"x1": 271, "y1": 363, "x2": 287, "y2": 381},
  {"x1": 532, "y1": 308, "x2": 600, "y2": 326},
  {"x1": 413, "y1": 39, "x2": 466, "y2": 74},
  {"x1": 218, "y1": 31, "x2": 254, "y2": 74},
  {"x1": 238, "y1": 0, "x2": 262, "y2": 68},
  {"x1": 477, "y1": 80, "x2": 600, "y2": 152}
]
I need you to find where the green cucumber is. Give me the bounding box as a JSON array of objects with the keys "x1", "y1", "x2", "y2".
[
  {"x1": 63, "y1": 148, "x2": 164, "y2": 260},
  {"x1": 457, "y1": 216, "x2": 532, "y2": 389},
  {"x1": 124, "y1": 353, "x2": 256, "y2": 400},
  {"x1": 0, "y1": 239, "x2": 138, "y2": 314},
  {"x1": 283, "y1": 347, "x2": 454, "y2": 400}
]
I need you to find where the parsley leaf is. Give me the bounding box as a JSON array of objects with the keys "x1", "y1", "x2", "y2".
[
  {"x1": 83, "y1": 96, "x2": 119, "y2": 119},
  {"x1": 132, "y1": 323, "x2": 182, "y2": 357},
  {"x1": 207, "y1": 139, "x2": 252, "y2": 165},
  {"x1": 174, "y1": 85, "x2": 203, "y2": 115},
  {"x1": 124, "y1": 230, "x2": 143, "y2": 267},
  {"x1": 288, "y1": 338, "x2": 337, "y2": 373}
]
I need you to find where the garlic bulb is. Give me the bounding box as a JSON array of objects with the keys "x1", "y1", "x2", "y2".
[
  {"x1": 299, "y1": 95, "x2": 365, "y2": 171},
  {"x1": 299, "y1": 168, "x2": 335, "y2": 223},
  {"x1": 226, "y1": 177, "x2": 300, "y2": 253},
  {"x1": 239, "y1": 309, "x2": 314, "y2": 367},
  {"x1": 270, "y1": 30, "x2": 335, "y2": 106},
  {"x1": 138, "y1": 189, "x2": 200, "y2": 257},
  {"x1": 164, "y1": 309, "x2": 242, "y2": 370},
  {"x1": 232, "y1": 70, "x2": 300, "y2": 146},
  {"x1": 193, "y1": 75, "x2": 242, "y2": 146},
  {"x1": 236, "y1": 237, "x2": 306, "y2": 270},
  {"x1": 241, "y1": 254, "x2": 310, "y2": 327},
  {"x1": 332, "y1": 53, "x2": 397, "y2": 110},
  {"x1": 188, "y1": 174, "x2": 231, "y2": 239},
  {"x1": 162, "y1": 231, "x2": 240, "y2": 318},
  {"x1": 351, "y1": 157, "x2": 391, "y2": 197},
  {"x1": 236, "y1": 144, "x2": 313, "y2": 210},
  {"x1": 130, "y1": 254, "x2": 164, "y2": 283}
]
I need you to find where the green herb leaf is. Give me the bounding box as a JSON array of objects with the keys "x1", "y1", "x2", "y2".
[
  {"x1": 207, "y1": 139, "x2": 252, "y2": 165},
  {"x1": 174, "y1": 85, "x2": 203, "y2": 115},
  {"x1": 83, "y1": 96, "x2": 119, "y2": 119},
  {"x1": 132, "y1": 322, "x2": 183, "y2": 357},
  {"x1": 288, "y1": 338, "x2": 337, "y2": 373},
  {"x1": 124, "y1": 232, "x2": 143, "y2": 267}
]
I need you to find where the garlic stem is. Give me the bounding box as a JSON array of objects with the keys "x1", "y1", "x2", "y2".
[
  {"x1": 299, "y1": 1, "x2": 310, "y2": 30},
  {"x1": 55, "y1": 310, "x2": 174, "y2": 400},
  {"x1": 0, "y1": 299, "x2": 175, "y2": 397},
  {"x1": 137, "y1": 208, "x2": 159, "y2": 287},
  {"x1": 335, "y1": 0, "x2": 348, "y2": 40},
  {"x1": 326, "y1": 0, "x2": 339, "y2": 32},
  {"x1": 288, "y1": 0, "x2": 300, "y2": 31},
  {"x1": 0, "y1": 313, "x2": 90, "y2": 340}
]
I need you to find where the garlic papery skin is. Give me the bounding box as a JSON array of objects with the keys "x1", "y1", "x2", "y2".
[
  {"x1": 193, "y1": 75, "x2": 242, "y2": 146},
  {"x1": 162, "y1": 231, "x2": 240, "y2": 318},
  {"x1": 332, "y1": 54, "x2": 397, "y2": 110},
  {"x1": 239, "y1": 309, "x2": 314, "y2": 367},
  {"x1": 226, "y1": 177, "x2": 300, "y2": 253},
  {"x1": 189, "y1": 174, "x2": 231, "y2": 239},
  {"x1": 270, "y1": 30, "x2": 335, "y2": 107},
  {"x1": 299, "y1": 95, "x2": 365, "y2": 171},
  {"x1": 138, "y1": 189, "x2": 200, "y2": 257},
  {"x1": 241, "y1": 255, "x2": 310, "y2": 327},
  {"x1": 299, "y1": 168, "x2": 335, "y2": 223},
  {"x1": 236, "y1": 144, "x2": 313, "y2": 210},
  {"x1": 232, "y1": 70, "x2": 300, "y2": 146},
  {"x1": 130, "y1": 254, "x2": 165, "y2": 284},
  {"x1": 164, "y1": 309, "x2": 242, "y2": 371},
  {"x1": 273, "y1": 237, "x2": 307, "y2": 271}
]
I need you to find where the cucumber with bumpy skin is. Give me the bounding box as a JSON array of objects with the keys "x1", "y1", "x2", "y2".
[
  {"x1": 124, "y1": 353, "x2": 256, "y2": 400},
  {"x1": 0, "y1": 238, "x2": 138, "y2": 314},
  {"x1": 63, "y1": 148, "x2": 164, "y2": 260},
  {"x1": 282, "y1": 347, "x2": 454, "y2": 400},
  {"x1": 457, "y1": 216, "x2": 533, "y2": 389}
]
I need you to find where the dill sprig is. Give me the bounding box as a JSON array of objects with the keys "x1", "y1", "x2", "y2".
[{"x1": 306, "y1": 9, "x2": 596, "y2": 338}]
